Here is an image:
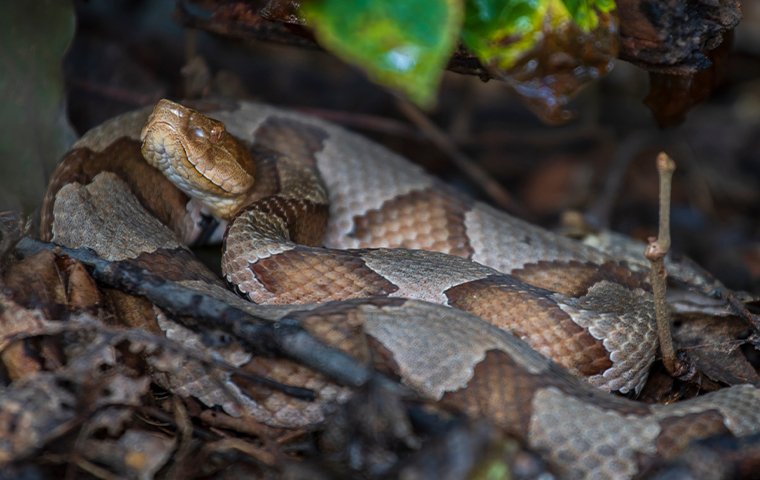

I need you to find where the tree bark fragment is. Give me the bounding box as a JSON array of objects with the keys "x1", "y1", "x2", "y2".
[{"x1": 617, "y1": 0, "x2": 741, "y2": 74}]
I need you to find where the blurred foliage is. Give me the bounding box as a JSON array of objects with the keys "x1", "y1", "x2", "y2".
[
  {"x1": 0, "y1": 0, "x2": 76, "y2": 214},
  {"x1": 303, "y1": 0, "x2": 617, "y2": 108},
  {"x1": 562, "y1": 0, "x2": 616, "y2": 30},
  {"x1": 463, "y1": 0, "x2": 568, "y2": 71},
  {"x1": 463, "y1": 0, "x2": 615, "y2": 70},
  {"x1": 302, "y1": 0, "x2": 463, "y2": 107}
]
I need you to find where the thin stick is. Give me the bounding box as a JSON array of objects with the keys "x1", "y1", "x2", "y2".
[
  {"x1": 296, "y1": 107, "x2": 423, "y2": 140},
  {"x1": 395, "y1": 99, "x2": 526, "y2": 216},
  {"x1": 585, "y1": 131, "x2": 654, "y2": 229},
  {"x1": 203, "y1": 438, "x2": 277, "y2": 467},
  {"x1": 13, "y1": 237, "x2": 406, "y2": 394},
  {"x1": 644, "y1": 152, "x2": 683, "y2": 376}
]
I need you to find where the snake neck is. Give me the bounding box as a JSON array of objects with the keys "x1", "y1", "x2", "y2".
[{"x1": 226, "y1": 143, "x2": 330, "y2": 247}]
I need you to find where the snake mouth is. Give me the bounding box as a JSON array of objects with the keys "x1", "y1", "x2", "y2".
[
  {"x1": 151, "y1": 120, "x2": 196, "y2": 166},
  {"x1": 150, "y1": 119, "x2": 178, "y2": 134},
  {"x1": 142, "y1": 121, "x2": 186, "y2": 165}
]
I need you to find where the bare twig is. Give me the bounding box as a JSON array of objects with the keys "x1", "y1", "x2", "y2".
[
  {"x1": 649, "y1": 153, "x2": 674, "y2": 256},
  {"x1": 203, "y1": 438, "x2": 278, "y2": 467},
  {"x1": 199, "y1": 410, "x2": 285, "y2": 439},
  {"x1": 464, "y1": 120, "x2": 605, "y2": 149},
  {"x1": 71, "y1": 458, "x2": 122, "y2": 480},
  {"x1": 395, "y1": 99, "x2": 527, "y2": 216},
  {"x1": 296, "y1": 107, "x2": 423, "y2": 140},
  {"x1": 137, "y1": 406, "x2": 217, "y2": 441},
  {"x1": 66, "y1": 78, "x2": 162, "y2": 107},
  {"x1": 13, "y1": 237, "x2": 409, "y2": 396},
  {"x1": 585, "y1": 131, "x2": 656, "y2": 229},
  {"x1": 644, "y1": 152, "x2": 686, "y2": 376},
  {"x1": 169, "y1": 396, "x2": 197, "y2": 476}
]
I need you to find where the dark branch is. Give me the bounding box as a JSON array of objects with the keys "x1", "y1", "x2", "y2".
[{"x1": 14, "y1": 237, "x2": 407, "y2": 394}]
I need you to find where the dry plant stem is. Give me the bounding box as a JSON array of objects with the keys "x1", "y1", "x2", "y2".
[
  {"x1": 395, "y1": 99, "x2": 525, "y2": 215},
  {"x1": 199, "y1": 410, "x2": 281, "y2": 438},
  {"x1": 205, "y1": 438, "x2": 278, "y2": 467},
  {"x1": 645, "y1": 152, "x2": 681, "y2": 376},
  {"x1": 72, "y1": 457, "x2": 122, "y2": 480},
  {"x1": 297, "y1": 107, "x2": 424, "y2": 140},
  {"x1": 66, "y1": 78, "x2": 161, "y2": 107},
  {"x1": 169, "y1": 396, "x2": 196, "y2": 475},
  {"x1": 586, "y1": 131, "x2": 655, "y2": 228},
  {"x1": 13, "y1": 237, "x2": 409, "y2": 397}
]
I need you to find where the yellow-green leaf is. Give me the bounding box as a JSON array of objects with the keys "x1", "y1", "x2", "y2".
[
  {"x1": 462, "y1": 0, "x2": 570, "y2": 70},
  {"x1": 461, "y1": 0, "x2": 617, "y2": 122},
  {"x1": 301, "y1": 0, "x2": 463, "y2": 107},
  {"x1": 462, "y1": 0, "x2": 616, "y2": 70},
  {"x1": 562, "y1": 0, "x2": 616, "y2": 31}
]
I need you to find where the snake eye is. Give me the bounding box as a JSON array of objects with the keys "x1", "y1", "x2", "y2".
[{"x1": 193, "y1": 127, "x2": 206, "y2": 139}]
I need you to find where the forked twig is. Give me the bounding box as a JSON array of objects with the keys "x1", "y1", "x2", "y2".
[{"x1": 644, "y1": 152, "x2": 686, "y2": 376}]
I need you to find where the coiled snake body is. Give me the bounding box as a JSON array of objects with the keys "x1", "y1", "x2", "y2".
[{"x1": 41, "y1": 99, "x2": 760, "y2": 479}]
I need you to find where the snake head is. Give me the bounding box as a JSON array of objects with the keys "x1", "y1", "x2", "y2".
[{"x1": 141, "y1": 99, "x2": 256, "y2": 219}]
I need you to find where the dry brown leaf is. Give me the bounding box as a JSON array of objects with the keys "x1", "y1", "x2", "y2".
[
  {"x1": 80, "y1": 430, "x2": 174, "y2": 480},
  {"x1": 672, "y1": 313, "x2": 760, "y2": 386}
]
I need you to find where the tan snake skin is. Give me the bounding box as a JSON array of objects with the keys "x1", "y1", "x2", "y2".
[{"x1": 41, "y1": 99, "x2": 760, "y2": 479}]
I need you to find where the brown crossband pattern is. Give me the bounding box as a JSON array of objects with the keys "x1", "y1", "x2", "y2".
[
  {"x1": 445, "y1": 276, "x2": 613, "y2": 376},
  {"x1": 349, "y1": 188, "x2": 474, "y2": 258},
  {"x1": 249, "y1": 247, "x2": 399, "y2": 304},
  {"x1": 510, "y1": 260, "x2": 649, "y2": 297}
]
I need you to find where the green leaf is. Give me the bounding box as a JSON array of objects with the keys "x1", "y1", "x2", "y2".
[
  {"x1": 462, "y1": 0, "x2": 615, "y2": 70},
  {"x1": 302, "y1": 0, "x2": 462, "y2": 107},
  {"x1": 562, "y1": 0, "x2": 616, "y2": 30},
  {"x1": 460, "y1": 0, "x2": 617, "y2": 122},
  {"x1": 462, "y1": 0, "x2": 568, "y2": 70}
]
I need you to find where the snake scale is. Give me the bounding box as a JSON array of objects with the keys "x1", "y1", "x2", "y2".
[{"x1": 41, "y1": 99, "x2": 760, "y2": 478}]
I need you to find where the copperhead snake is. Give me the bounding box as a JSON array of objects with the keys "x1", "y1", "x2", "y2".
[{"x1": 40, "y1": 98, "x2": 760, "y2": 479}]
